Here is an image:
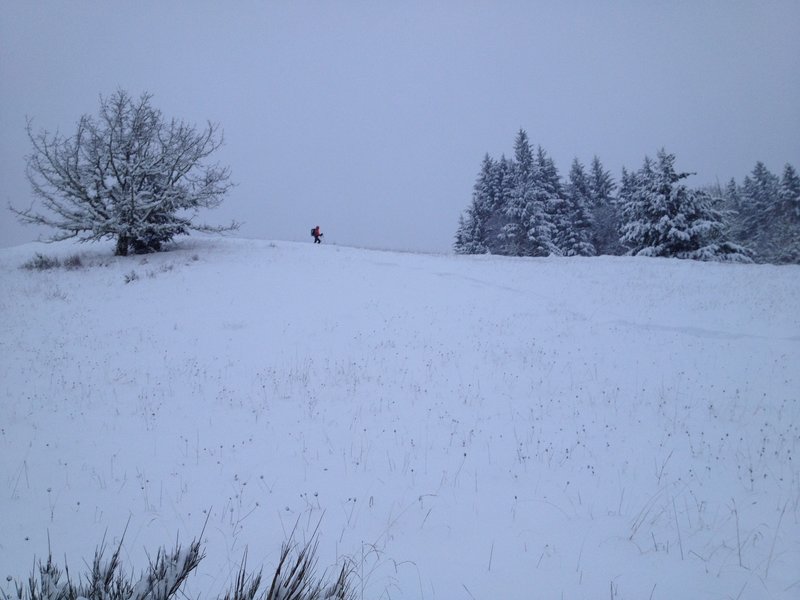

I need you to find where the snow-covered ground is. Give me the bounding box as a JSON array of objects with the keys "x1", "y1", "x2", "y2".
[{"x1": 1, "y1": 237, "x2": 798, "y2": 599}]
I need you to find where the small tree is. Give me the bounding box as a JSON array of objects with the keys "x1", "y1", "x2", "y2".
[
  {"x1": 454, "y1": 155, "x2": 496, "y2": 254},
  {"x1": 12, "y1": 90, "x2": 237, "y2": 255}
]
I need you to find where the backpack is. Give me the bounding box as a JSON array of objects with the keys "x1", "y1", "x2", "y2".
[{"x1": 311, "y1": 228, "x2": 315, "y2": 237}]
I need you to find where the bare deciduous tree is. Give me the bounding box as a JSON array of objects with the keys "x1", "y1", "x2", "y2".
[{"x1": 12, "y1": 90, "x2": 237, "y2": 255}]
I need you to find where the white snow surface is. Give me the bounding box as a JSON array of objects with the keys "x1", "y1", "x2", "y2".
[{"x1": 1, "y1": 237, "x2": 798, "y2": 599}]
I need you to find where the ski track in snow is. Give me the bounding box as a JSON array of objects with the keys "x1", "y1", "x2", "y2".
[
  {"x1": 1, "y1": 237, "x2": 799, "y2": 600},
  {"x1": 608, "y1": 320, "x2": 800, "y2": 342}
]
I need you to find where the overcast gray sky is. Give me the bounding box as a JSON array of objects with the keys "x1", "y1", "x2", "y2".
[{"x1": 2, "y1": 1, "x2": 798, "y2": 253}]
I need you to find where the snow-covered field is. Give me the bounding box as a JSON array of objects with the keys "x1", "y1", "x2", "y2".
[{"x1": 1, "y1": 237, "x2": 798, "y2": 599}]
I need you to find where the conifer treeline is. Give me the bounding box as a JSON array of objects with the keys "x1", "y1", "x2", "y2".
[{"x1": 454, "y1": 129, "x2": 800, "y2": 264}]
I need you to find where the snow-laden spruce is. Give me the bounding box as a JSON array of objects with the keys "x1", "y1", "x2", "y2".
[
  {"x1": 722, "y1": 161, "x2": 800, "y2": 264},
  {"x1": 455, "y1": 129, "x2": 601, "y2": 257},
  {"x1": 618, "y1": 150, "x2": 750, "y2": 261},
  {"x1": 11, "y1": 90, "x2": 237, "y2": 256},
  {"x1": 454, "y1": 130, "x2": 797, "y2": 263}
]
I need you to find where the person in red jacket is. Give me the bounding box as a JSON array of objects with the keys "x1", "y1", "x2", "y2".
[{"x1": 312, "y1": 225, "x2": 323, "y2": 244}]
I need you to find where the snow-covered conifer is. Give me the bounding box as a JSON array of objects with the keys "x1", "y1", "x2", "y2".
[
  {"x1": 560, "y1": 158, "x2": 596, "y2": 256},
  {"x1": 718, "y1": 178, "x2": 748, "y2": 250},
  {"x1": 775, "y1": 163, "x2": 800, "y2": 263},
  {"x1": 781, "y1": 164, "x2": 800, "y2": 217},
  {"x1": 619, "y1": 150, "x2": 749, "y2": 261},
  {"x1": 485, "y1": 155, "x2": 515, "y2": 252},
  {"x1": 500, "y1": 132, "x2": 558, "y2": 256},
  {"x1": 588, "y1": 156, "x2": 621, "y2": 255},
  {"x1": 736, "y1": 162, "x2": 794, "y2": 263},
  {"x1": 453, "y1": 214, "x2": 472, "y2": 254},
  {"x1": 498, "y1": 130, "x2": 531, "y2": 255},
  {"x1": 537, "y1": 147, "x2": 568, "y2": 256},
  {"x1": 454, "y1": 155, "x2": 496, "y2": 254}
]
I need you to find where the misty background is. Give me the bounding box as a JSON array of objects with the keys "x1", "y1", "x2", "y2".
[{"x1": 1, "y1": 1, "x2": 798, "y2": 253}]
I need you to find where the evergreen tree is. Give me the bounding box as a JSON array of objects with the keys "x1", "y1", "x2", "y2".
[
  {"x1": 537, "y1": 147, "x2": 563, "y2": 197},
  {"x1": 454, "y1": 213, "x2": 480, "y2": 254},
  {"x1": 524, "y1": 146, "x2": 558, "y2": 256},
  {"x1": 775, "y1": 163, "x2": 800, "y2": 263},
  {"x1": 618, "y1": 159, "x2": 652, "y2": 251},
  {"x1": 779, "y1": 164, "x2": 800, "y2": 218},
  {"x1": 588, "y1": 156, "x2": 621, "y2": 255},
  {"x1": 485, "y1": 155, "x2": 515, "y2": 253},
  {"x1": 738, "y1": 162, "x2": 784, "y2": 262},
  {"x1": 454, "y1": 155, "x2": 496, "y2": 254},
  {"x1": 536, "y1": 146, "x2": 567, "y2": 256},
  {"x1": 500, "y1": 130, "x2": 557, "y2": 256},
  {"x1": 724, "y1": 178, "x2": 740, "y2": 206},
  {"x1": 616, "y1": 161, "x2": 651, "y2": 253},
  {"x1": 719, "y1": 178, "x2": 745, "y2": 246},
  {"x1": 617, "y1": 166, "x2": 636, "y2": 206},
  {"x1": 619, "y1": 150, "x2": 749, "y2": 261},
  {"x1": 560, "y1": 158, "x2": 596, "y2": 256},
  {"x1": 454, "y1": 130, "x2": 798, "y2": 264}
]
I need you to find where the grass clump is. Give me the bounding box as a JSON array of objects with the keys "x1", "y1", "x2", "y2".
[
  {"x1": 62, "y1": 254, "x2": 83, "y2": 270},
  {"x1": 22, "y1": 253, "x2": 83, "y2": 271},
  {"x1": 3, "y1": 533, "x2": 355, "y2": 600},
  {"x1": 22, "y1": 254, "x2": 61, "y2": 271}
]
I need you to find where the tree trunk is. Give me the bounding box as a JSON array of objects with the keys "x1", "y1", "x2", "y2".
[{"x1": 115, "y1": 235, "x2": 129, "y2": 256}]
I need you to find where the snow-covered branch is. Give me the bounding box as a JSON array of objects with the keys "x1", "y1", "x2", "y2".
[{"x1": 11, "y1": 90, "x2": 238, "y2": 255}]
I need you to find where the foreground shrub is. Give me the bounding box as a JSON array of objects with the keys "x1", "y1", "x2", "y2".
[
  {"x1": 21, "y1": 253, "x2": 83, "y2": 271},
  {"x1": 2, "y1": 534, "x2": 354, "y2": 600},
  {"x1": 22, "y1": 253, "x2": 61, "y2": 271},
  {"x1": 62, "y1": 254, "x2": 83, "y2": 270}
]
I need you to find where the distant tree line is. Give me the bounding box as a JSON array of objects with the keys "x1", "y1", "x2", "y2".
[{"x1": 454, "y1": 129, "x2": 800, "y2": 264}]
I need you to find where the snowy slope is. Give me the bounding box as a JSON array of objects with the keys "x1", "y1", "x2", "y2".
[{"x1": 1, "y1": 237, "x2": 798, "y2": 600}]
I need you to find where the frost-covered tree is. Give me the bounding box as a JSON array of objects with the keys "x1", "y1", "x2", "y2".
[
  {"x1": 616, "y1": 163, "x2": 646, "y2": 251},
  {"x1": 738, "y1": 162, "x2": 780, "y2": 260},
  {"x1": 722, "y1": 177, "x2": 741, "y2": 219},
  {"x1": 617, "y1": 166, "x2": 637, "y2": 206},
  {"x1": 619, "y1": 150, "x2": 749, "y2": 261},
  {"x1": 712, "y1": 178, "x2": 746, "y2": 250},
  {"x1": 454, "y1": 154, "x2": 517, "y2": 254},
  {"x1": 498, "y1": 130, "x2": 533, "y2": 255},
  {"x1": 536, "y1": 146, "x2": 568, "y2": 256},
  {"x1": 560, "y1": 158, "x2": 596, "y2": 256},
  {"x1": 728, "y1": 161, "x2": 800, "y2": 263},
  {"x1": 486, "y1": 155, "x2": 515, "y2": 251},
  {"x1": 498, "y1": 131, "x2": 559, "y2": 257},
  {"x1": 780, "y1": 164, "x2": 800, "y2": 218},
  {"x1": 588, "y1": 156, "x2": 621, "y2": 255},
  {"x1": 774, "y1": 163, "x2": 800, "y2": 262},
  {"x1": 12, "y1": 90, "x2": 237, "y2": 256},
  {"x1": 453, "y1": 214, "x2": 472, "y2": 254},
  {"x1": 455, "y1": 155, "x2": 495, "y2": 254}
]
